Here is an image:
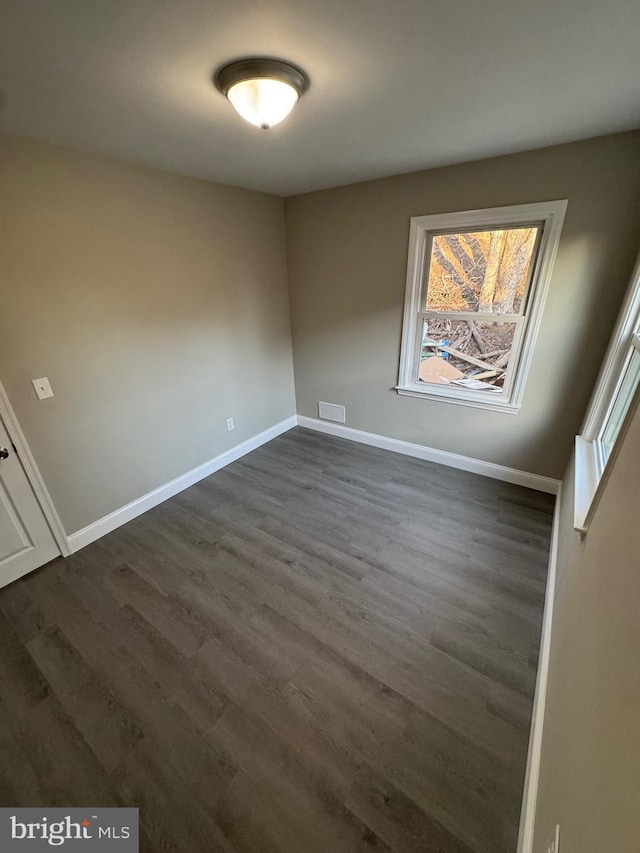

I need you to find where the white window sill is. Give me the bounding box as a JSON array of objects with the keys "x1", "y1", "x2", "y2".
[
  {"x1": 396, "y1": 385, "x2": 521, "y2": 415},
  {"x1": 574, "y1": 435, "x2": 599, "y2": 536}
]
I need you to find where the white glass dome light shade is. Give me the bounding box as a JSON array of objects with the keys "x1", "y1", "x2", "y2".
[
  {"x1": 227, "y1": 77, "x2": 299, "y2": 129},
  {"x1": 214, "y1": 58, "x2": 309, "y2": 130}
]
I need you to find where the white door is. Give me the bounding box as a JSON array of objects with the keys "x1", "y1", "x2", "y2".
[{"x1": 0, "y1": 416, "x2": 59, "y2": 588}]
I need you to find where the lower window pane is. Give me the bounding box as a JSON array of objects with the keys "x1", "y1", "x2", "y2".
[{"x1": 418, "y1": 318, "x2": 516, "y2": 393}]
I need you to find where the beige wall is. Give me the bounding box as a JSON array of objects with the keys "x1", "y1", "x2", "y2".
[
  {"x1": 2, "y1": 132, "x2": 639, "y2": 533},
  {"x1": 532, "y1": 404, "x2": 640, "y2": 852},
  {"x1": 285, "y1": 132, "x2": 640, "y2": 479},
  {"x1": 0, "y1": 136, "x2": 295, "y2": 533}
]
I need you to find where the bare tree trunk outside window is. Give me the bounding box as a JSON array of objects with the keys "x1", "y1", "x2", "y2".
[
  {"x1": 479, "y1": 230, "x2": 505, "y2": 312},
  {"x1": 493, "y1": 229, "x2": 536, "y2": 314}
]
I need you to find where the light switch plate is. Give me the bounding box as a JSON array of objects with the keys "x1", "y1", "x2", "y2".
[{"x1": 32, "y1": 377, "x2": 54, "y2": 400}]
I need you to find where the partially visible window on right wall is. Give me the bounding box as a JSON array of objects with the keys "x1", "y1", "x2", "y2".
[{"x1": 575, "y1": 252, "x2": 640, "y2": 534}]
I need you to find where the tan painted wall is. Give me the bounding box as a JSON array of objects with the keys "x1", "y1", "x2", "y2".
[
  {"x1": 285, "y1": 132, "x2": 640, "y2": 478},
  {"x1": 0, "y1": 136, "x2": 295, "y2": 534},
  {"x1": 532, "y1": 404, "x2": 640, "y2": 852}
]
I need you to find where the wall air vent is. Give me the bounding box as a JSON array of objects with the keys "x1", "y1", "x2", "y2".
[{"x1": 318, "y1": 401, "x2": 346, "y2": 423}]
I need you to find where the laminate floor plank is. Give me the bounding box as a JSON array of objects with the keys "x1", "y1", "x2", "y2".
[
  {"x1": 26, "y1": 624, "x2": 145, "y2": 773},
  {"x1": 114, "y1": 740, "x2": 236, "y2": 853},
  {"x1": 0, "y1": 611, "x2": 50, "y2": 721},
  {"x1": 10, "y1": 694, "x2": 123, "y2": 807},
  {"x1": 347, "y1": 762, "x2": 477, "y2": 853},
  {"x1": 0, "y1": 701, "x2": 49, "y2": 805},
  {"x1": 209, "y1": 705, "x2": 395, "y2": 853},
  {"x1": 370, "y1": 709, "x2": 512, "y2": 853},
  {"x1": 0, "y1": 427, "x2": 552, "y2": 852}
]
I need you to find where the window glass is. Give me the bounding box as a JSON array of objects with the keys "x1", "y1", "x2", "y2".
[
  {"x1": 425, "y1": 227, "x2": 539, "y2": 314},
  {"x1": 599, "y1": 347, "x2": 640, "y2": 462},
  {"x1": 419, "y1": 318, "x2": 517, "y2": 393}
]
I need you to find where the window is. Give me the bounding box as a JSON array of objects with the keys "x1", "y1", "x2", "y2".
[
  {"x1": 575, "y1": 253, "x2": 640, "y2": 534},
  {"x1": 598, "y1": 335, "x2": 640, "y2": 460},
  {"x1": 397, "y1": 201, "x2": 568, "y2": 413}
]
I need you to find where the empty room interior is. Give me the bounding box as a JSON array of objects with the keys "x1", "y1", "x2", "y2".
[{"x1": 1, "y1": 2, "x2": 639, "y2": 852}]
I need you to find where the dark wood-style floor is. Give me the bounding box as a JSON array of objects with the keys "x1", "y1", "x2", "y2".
[{"x1": 0, "y1": 428, "x2": 553, "y2": 853}]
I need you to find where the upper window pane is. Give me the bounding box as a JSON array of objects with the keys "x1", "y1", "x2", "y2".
[{"x1": 425, "y1": 227, "x2": 539, "y2": 315}]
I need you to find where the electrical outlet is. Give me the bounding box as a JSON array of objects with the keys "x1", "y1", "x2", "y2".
[
  {"x1": 544, "y1": 824, "x2": 560, "y2": 853},
  {"x1": 226, "y1": 417, "x2": 235, "y2": 432}
]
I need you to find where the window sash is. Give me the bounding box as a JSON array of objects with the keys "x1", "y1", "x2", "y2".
[
  {"x1": 576, "y1": 351, "x2": 640, "y2": 535},
  {"x1": 421, "y1": 310, "x2": 522, "y2": 323},
  {"x1": 593, "y1": 332, "x2": 640, "y2": 475},
  {"x1": 413, "y1": 312, "x2": 526, "y2": 398},
  {"x1": 575, "y1": 247, "x2": 640, "y2": 534}
]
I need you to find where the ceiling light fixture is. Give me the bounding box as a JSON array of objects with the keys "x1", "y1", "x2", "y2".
[{"x1": 214, "y1": 58, "x2": 309, "y2": 130}]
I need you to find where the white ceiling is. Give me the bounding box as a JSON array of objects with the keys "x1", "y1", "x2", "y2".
[{"x1": 1, "y1": 0, "x2": 639, "y2": 196}]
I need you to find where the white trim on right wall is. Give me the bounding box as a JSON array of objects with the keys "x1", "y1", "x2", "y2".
[
  {"x1": 581, "y1": 250, "x2": 640, "y2": 438},
  {"x1": 574, "y1": 249, "x2": 640, "y2": 534},
  {"x1": 516, "y1": 483, "x2": 562, "y2": 853}
]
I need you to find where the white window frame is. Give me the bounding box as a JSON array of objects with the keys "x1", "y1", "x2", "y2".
[
  {"x1": 397, "y1": 200, "x2": 568, "y2": 414},
  {"x1": 574, "y1": 250, "x2": 640, "y2": 535}
]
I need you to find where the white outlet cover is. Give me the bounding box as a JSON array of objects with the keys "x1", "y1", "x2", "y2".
[
  {"x1": 226, "y1": 417, "x2": 235, "y2": 431},
  {"x1": 32, "y1": 377, "x2": 54, "y2": 400}
]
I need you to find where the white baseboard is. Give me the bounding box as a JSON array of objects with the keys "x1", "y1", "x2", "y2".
[
  {"x1": 516, "y1": 483, "x2": 562, "y2": 853},
  {"x1": 68, "y1": 412, "x2": 560, "y2": 554},
  {"x1": 68, "y1": 415, "x2": 297, "y2": 553},
  {"x1": 297, "y1": 416, "x2": 561, "y2": 494}
]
